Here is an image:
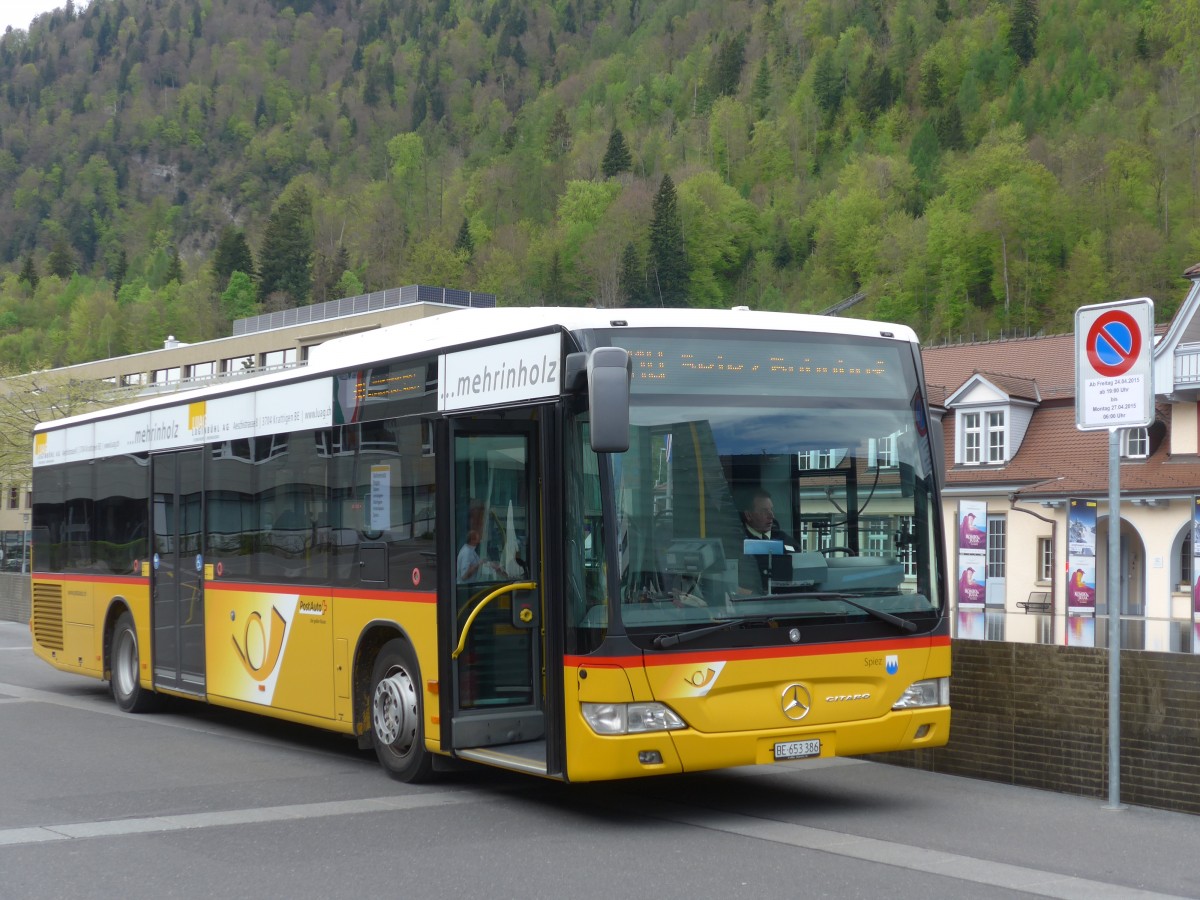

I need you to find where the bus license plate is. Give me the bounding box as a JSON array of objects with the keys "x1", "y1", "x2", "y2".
[{"x1": 774, "y1": 739, "x2": 821, "y2": 760}]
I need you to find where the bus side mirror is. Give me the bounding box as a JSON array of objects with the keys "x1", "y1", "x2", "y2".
[{"x1": 586, "y1": 347, "x2": 631, "y2": 453}]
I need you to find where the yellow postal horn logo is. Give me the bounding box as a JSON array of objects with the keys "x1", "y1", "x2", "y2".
[{"x1": 232, "y1": 606, "x2": 287, "y2": 681}]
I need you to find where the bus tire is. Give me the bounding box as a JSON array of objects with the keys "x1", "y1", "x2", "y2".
[
  {"x1": 370, "y1": 639, "x2": 434, "y2": 783},
  {"x1": 110, "y1": 611, "x2": 161, "y2": 713}
]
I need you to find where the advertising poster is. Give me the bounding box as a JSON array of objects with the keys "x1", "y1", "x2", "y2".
[
  {"x1": 1193, "y1": 498, "x2": 1200, "y2": 654},
  {"x1": 1067, "y1": 499, "x2": 1098, "y2": 615},
  {"x1": 956, "y1": 500, "x2": 987, "y2": 609}
]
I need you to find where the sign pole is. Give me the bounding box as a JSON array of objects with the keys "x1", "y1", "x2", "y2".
[
  {"x1": 1105, "y1": 427, "x2": 1123, "y2": 810},
  {"x1": 1075, "y1": 297, "x2": 1152, "y2": 813}
]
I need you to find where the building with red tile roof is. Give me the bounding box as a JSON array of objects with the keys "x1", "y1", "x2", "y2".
[{"x1": 922, "y1": 270, "x2": 1200, "y2": 652}]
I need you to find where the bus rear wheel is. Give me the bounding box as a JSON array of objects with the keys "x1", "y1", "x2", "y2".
[
  {"x1": 370, "y1": 639, "x2": 434, "y2": 782},
  {"x1": 110, "y1": 611, "x2": 161, "y2": 713}
]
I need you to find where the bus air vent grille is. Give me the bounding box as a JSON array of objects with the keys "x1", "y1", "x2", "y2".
[{"x1": 31, "y1": 583, "x2": 64, "y2": 651}]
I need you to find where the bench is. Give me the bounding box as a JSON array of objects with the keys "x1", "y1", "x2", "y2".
[{"x1": 1016, "y1": 591, "x2": 1052, "y2": 613}]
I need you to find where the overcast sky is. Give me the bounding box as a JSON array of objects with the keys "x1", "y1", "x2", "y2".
[{"x1": 3, "y1": 1, "x2": 65, "y2": 35}]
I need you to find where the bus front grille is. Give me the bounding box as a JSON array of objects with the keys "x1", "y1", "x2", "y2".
[{"x1": 31, "y1": 583, "x2": 64, "y2": 651}]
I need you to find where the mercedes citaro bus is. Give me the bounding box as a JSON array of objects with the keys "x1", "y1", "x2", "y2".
[{"x1": 30, "y1": 307, "x2": 949, "y2": 781}]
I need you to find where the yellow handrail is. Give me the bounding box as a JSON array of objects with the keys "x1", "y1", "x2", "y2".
[{"x1": 451, "y1": 581, "x2": 537, "y2": 660}]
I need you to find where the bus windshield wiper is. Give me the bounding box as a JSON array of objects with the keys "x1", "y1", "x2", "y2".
[
  {"x1": 657, "y1": 619, "x2": 748, "y2": 648},
  {"x1": 761, "y1": 590, "x2": 917, "y2": 633},
  {"x1": 806, "y1": 592, "x2": 916, "y2": 633}
]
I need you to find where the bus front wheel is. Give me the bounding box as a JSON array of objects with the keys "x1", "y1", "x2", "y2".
[
  {"x1": 110, "y1": 611, "x2": 161, "y2": 713},
  {"x1": 370, "y1": 639, "x2": 434, "y2": 782}
]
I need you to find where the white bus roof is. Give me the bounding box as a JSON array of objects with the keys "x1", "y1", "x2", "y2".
[{"x1": 34, "y1": 306, "x2": 918, "y2": 436}]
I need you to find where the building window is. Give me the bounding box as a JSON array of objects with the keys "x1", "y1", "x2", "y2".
[
  {"x1": 261, "y1": 348, "x2": 297, "y2": 370},
  {"x1": 24, "y1": 491, "x2": 32, "y2": 509},
  {"x1": 987, "y1": 411, "x2": 1006, "y2": 462},
  {"x1": 153, "y1": 367, "x2": 181, "y2": 385},
  {"x1": 7, "y1": 487, "x2": 18, "y2": 510},
  {"x1": 1037, "y1": 536, "x2": 1053, "y2": 583},
  {"x1": 122, "y1": 372, "x2": 147, "y2": 387},
  {"x1": 188, "y1": 361, "x2": 215, "y2": 381},
  {"x1": 986, "y1": 515, "x2": 1006, "y2": 579},
  {"x1": 962, "y1": 412, "x2": 981, "y2": 464},
  {"x1": 1122, "y1": 427, "x2": 1148, "y2": 459},
  {"x1": 864, "y1": 519, "x2": 889, "y2": 557},
  {"x1": 1178, "y1": 530, "x2": 1193, "y2": 591},
  {"x1": 873, "y1": 433, "x2": 897, "y2": 468},
  {"x1": 222, "y1": 355, "x2": 255, "y2": 374}
]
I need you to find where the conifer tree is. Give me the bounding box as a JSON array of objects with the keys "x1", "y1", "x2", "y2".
[
  {"x1": 751, "y1": 57, "x2": 772, "y2": 119},
  {"x1": 110, "y1": 248, "x2": 126, "y2": 298},
  {"x1": 213, "y1": 227, "x2": 255, "y2": 286},
  {"x1": 619, "y1": 243, "x2": 646, "y2": 307},
  {"x1": 601, "y1": 128, "x2": 632, "y2": 177},
  {"x1": 544, "y1": 250, "x2": 566, "y2": 304},
  {"x1": 455, "y1": 219, "x2": 475, "y2": 256},
  {"x1": 46, "y1": 241, "x2": 76, "y2": 279},
  {"x1": 258, "y1": 186, "x2": 314, "y2": 307},
  {"x1": 648, "y1": 174, "x2": 688, "y2": 308},
  {"x1": 166, "y1": 246, "x2": 183, "y2": 284},
  {"x1": 544, "y1": 107, "x2": 572, "y2": 159},
  {"x1": 1009, "y1": 0, "x2": 1038, "y2": 65},
  {"x1": 18, "y1": 254, "x2": 38, "y2": 291}
]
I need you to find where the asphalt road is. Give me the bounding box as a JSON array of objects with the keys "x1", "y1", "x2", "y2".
[{"x1": 1, "y1": 620, "x2": 1197, "y2": 900}]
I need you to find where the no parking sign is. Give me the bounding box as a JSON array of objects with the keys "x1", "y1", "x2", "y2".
[{"x1": 1075, "y1": 299, "x2": 1154, "y2": 431}]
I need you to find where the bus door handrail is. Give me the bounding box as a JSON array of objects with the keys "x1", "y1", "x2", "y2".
[{"x1": 452, "y1": 581, "x2": 537, "y2": 659}]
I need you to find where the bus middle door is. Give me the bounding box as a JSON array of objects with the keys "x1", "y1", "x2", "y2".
[
  {"x1": 150, "y1": 448, "x2": 206, "y2": 695},
  {"x1": 442, "y1": 417, "x2": 546, "y2": 769}
]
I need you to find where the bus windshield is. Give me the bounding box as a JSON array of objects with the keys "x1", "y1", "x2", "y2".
[{"x1": 565, "y1": 329, "x2": 943, "y2": 654}]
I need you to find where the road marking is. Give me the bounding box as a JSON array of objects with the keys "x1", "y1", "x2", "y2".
[
  {"x1": 0, "y1": 791, "x2": 480, "y2": 847},
  {"x1": 637, "y1": 798, "x2": 1186, "y2": 900}
]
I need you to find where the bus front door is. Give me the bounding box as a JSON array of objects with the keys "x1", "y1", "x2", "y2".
[
  {"x1": 443, "y1": 421, "x2": 546, "y2": 770},
  {"x1": 150, "y1": 449, "x2": 206, "y2": 694}
]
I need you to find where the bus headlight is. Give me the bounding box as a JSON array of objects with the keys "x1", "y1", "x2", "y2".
[
  {"x1": 892, "y1": 677, "x2": 949, "y2": 710},
  {"x1": 582, "y1": 702, "x2": 687, "y2": 735}
]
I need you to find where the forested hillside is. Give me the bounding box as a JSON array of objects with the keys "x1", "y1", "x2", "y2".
[{"x1": 1, "y1": 0, "x2": 1198, "y2": 371}]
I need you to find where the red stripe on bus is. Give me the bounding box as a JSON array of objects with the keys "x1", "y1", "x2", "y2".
[
  {"x1": 204, "y1": 581, "x2": 437, "y2": 604},
  {"x1": 28, "y1": 572, "x2": 144, "y2": 586},
  {"x1": 564, "y1": 635, "x2": 950, "y2": 669}
]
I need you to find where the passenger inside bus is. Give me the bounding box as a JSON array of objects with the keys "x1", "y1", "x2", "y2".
[{"x1": 457, "y1": 529, "x2": 499, "y2": 582}]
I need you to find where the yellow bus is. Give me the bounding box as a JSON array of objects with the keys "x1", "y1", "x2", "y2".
[{"x1": 30, "y1": 307, "x2": 949, "y2": 782}]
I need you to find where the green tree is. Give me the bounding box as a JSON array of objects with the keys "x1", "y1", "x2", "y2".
[
  {"x1": 18, "y1": 255, "x2": 38, "y2": 291},
  {"x1": 601, "y1": 128, "x2": 632, "y2": 177},
  {"x1": 544, "y1": 107, "x2": 572, "y2": 160},
  {"x1": 258, "y1": 186, "x2": 314, "y2": 306},
  {"x1": 920, "y1": 59, "x2": 944, "y2": 109},
  {"x1": 648, "y1": 174, "x2": 688, "y2": 307},
  {"x1": 619, "y1": 242, "x2": 646, "y2": 307},
  {"x1": 812, "y1": 50, "x2": 844, "y2": 118},
  {"x1": 454, "y1": 219, "x2": 475, "y2": 256},
  {"x1": 220, "y1": 270, "x2": 259, "y2": 320},
  {"x1": 110, "y1": 247, "x2": 127, "y2": 298},
  {"x1": 1009, "y1": 0, "x2": 1038, "y2": 65},
  {"x1": 335, "y1": 269, "x2": 364, "y2": 298},
  {"x1": 705, "y1": 32, "x2": 747, "y2": 103},
  {"x1": 544, "y1": 249, "x2": 567, "y2": 304},
  {"x1": 751, "y1": 56, "x2": 772, "y2": 119},
  {"x1": 46, "y1": 241, "x2": 76, "y2": 278},
  {"x1": 213, "y1": 227, "x2": 255, "y2": 285},
  {"x1": 166, "y1": 246, "x2": 183, "y2": 284}
]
